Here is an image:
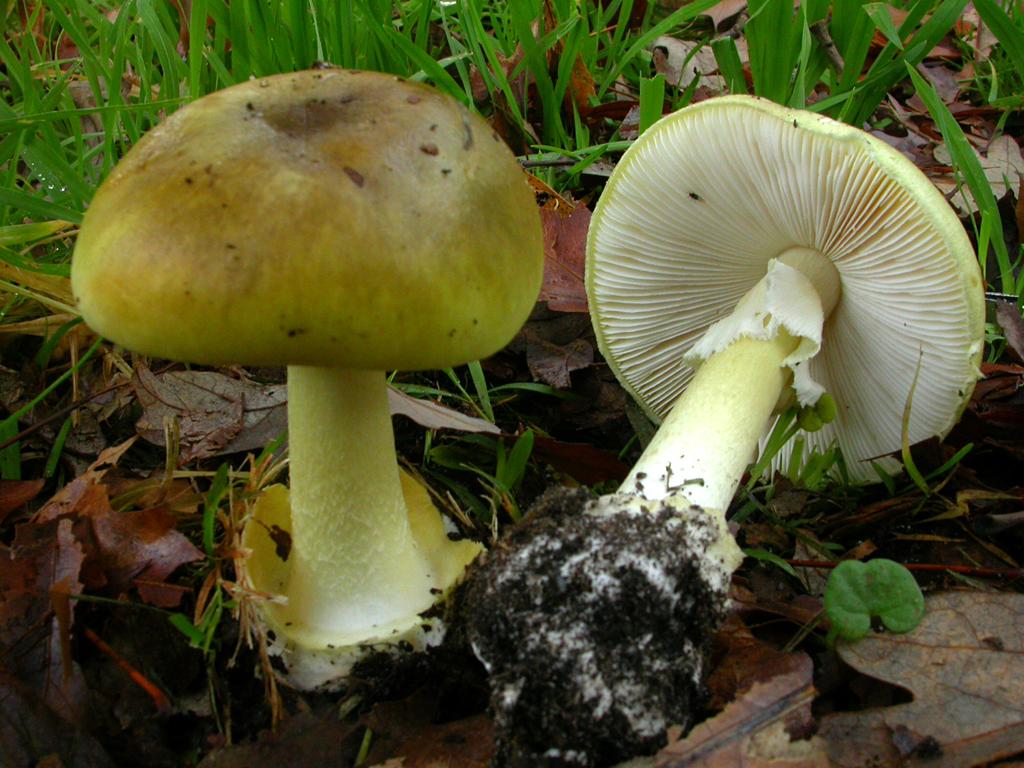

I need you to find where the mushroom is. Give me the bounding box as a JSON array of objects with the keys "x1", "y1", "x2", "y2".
[
  {"x1": 587, "y1": 95, "x2": 985, "y2": 513},
  {"x1": 71, "y1": 69, "x2": 544, "y2": 689},
  {"x1": 459, "y1": 93, "x2": 986, "y2": 768}
]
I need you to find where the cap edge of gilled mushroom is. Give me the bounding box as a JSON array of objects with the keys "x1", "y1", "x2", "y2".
[{"x1": 585, "y1": 94, "x2": 986, "y2": 432}]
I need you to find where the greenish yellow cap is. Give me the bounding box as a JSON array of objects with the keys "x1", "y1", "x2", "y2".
[{"x1": 72, "y1": 69, "x2": 543, "y2": 370}]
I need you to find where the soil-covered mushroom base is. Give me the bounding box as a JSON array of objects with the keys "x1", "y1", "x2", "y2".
[{"x1": 460, "y1": 487, "x2": 734, "y2": 767}]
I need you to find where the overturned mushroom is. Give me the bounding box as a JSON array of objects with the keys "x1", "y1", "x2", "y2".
[
  {"x1": 71, "y1": 69, "x2": 544, "y2": 689},
  {"x1": 588, "y1": 94, "x2": 985, "y2": 511},
  {"x1": 464, "y1": 95, "x2": 985, "y2": 767}
]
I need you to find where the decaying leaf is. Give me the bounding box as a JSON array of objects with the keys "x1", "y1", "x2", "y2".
[
  {"x1": 1, "y1": 517, "x2": 87, "y2": 724},
  {"x1": 650, "y1": 37, "x2": 726, "y2": 92},
  {"x1": 539, "y1": 201, "x2": 590, "y2": 313},
  {"x1": 529, "y1": 434, "x2": 629, "y2": 485},
  {"x1": 84, "y1": 499, "x2": 204, "y2": 607},
  {"x1": 0, "y1": 670, "x2": 114, "y2": 767},
  {"x1": 819, "y1": 591, "x2": 1024, "y2": 767},
  {"x1": 657, "y1": 652, "x2": 827, "y2": 767},
  {"x1": 526, "y1": 336, "x2": 594, "y2": 389},
  {"x1": 137, "y1": 368, "x2": 513, "y2": 460},
  {"x1": 994, "y1": 300, "x2": 1024, "y2": 362},
  {"x1": 933, "y1": 135, "x2": 1024, "y2": 215},
  {"x1": 0, "y1": 479, "x2": 45, "y2": 524},
  {"x1": 35, "y1": 439, "x2": 136, "y2": 523},
  {"x1": 196, "y1": 705, "x2": 365, "y2": 767},
  {"x1": 31, "y1": 438, "x2": 202, "y2": 607},
  {"x1": 134, "y1": 367, "x2": 287, "y2": 463},
  {"x1": 388, "y1": 387, "x2": 499, "y2": 435},
  {"x1": 364, "y1": 693, "x2": 494, "y2": 768},
  {"x1": 706, "y1": 616, "x2": 812, "y2": 710}
]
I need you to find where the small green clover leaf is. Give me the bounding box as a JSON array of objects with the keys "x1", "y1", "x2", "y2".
[{"x1": 824, "y1": 559, "x2": 925, "y2": 644}]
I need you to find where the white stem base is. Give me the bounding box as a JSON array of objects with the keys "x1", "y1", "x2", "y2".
[{"x1": 243, "y1": 366, "x2": 481, "y2": 675}]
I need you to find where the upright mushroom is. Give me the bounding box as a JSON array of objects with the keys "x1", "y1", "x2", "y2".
[
  {"x1": 71, "y1": 69, "x2": 544, "y2": 689},
  {"x1": 587, "y1": 95, "x2": 985, "y2": 512}
]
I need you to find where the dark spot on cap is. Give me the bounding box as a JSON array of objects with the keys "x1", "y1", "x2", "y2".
[
  {"x1": 246, "y1": 102, "x2": 255, "y2": 111},
  {"x1": 688, "y1": 192, "x2": 702, "y2": 201},
  {"x1": 340, "y1": 94, "x2": 355, "y2": 104},
  {"x1": 225, "y1": 243, "x2": 237, "y2": 249},
  {"x1": 184, "y1": 177, "x2": 194, "y2": 184},
  {"x1": 472, "y1": 318, "x2": 479, "y2": 325},
  {"x1": 793, "y1": 119, "x2": 798, "y2": 128},
  {"x1": 441, "y1": 168, "x2": 452, "y2": 176},
  {"x1": 420, "y1": 143, "x2": 439, "y2": 156},
  {"x1": 344, "y1": 167, "x2": 365, "y2": 187},
  {"x1": 407, "y1": 94, "x2": 422, "y2": 104},
  {"x1": 287, "y1": 328, "x2": 306, "y2": 338},
  {"x1": 221, "y1": 202, "x2": 229, "y2": 208},
  {"x1": 429, "y1": 123, "x2": 437, "y2": 131},
  {"x1": 262, "y1": 98, "x2": 352, "y2": 135},
  {"x1": 448, "y1": 328, "x2": 457, "y2": 337},
  {"x1": 204, "y1": 164, "x2": 213, "y2": 173}
]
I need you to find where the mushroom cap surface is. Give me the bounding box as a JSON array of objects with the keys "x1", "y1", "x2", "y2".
[
  {"x1": 586, "y1": 95, "x2": 985, "y2": 480},
  {"x1": 72, "y1": 69, "x2": 543, "y2": 370}
]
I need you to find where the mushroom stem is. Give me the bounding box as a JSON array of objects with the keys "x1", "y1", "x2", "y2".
[
  {"x1": 621, "y1": 251, "x2": 841, "y2": 509},
  {"x1": 282, "y1": 365, "x2": 436, "y2": 644},
  {"x1": 621, "y1": 332, "x2": 799, "y2": 508}
]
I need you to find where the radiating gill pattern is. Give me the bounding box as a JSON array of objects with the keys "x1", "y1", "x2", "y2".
[{"x1": 587, "y1": 100, "x2": 980, "y2": 481}]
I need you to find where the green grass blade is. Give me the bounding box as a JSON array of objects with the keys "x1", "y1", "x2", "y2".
[{"x1": 907, "y1": 64, "x2": 1012, "y2": 292}]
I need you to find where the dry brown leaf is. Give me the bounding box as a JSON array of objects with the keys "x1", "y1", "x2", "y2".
[
  {"x1": 387, "y1": 387, "x2": 499, "y2": 435},
  {"x1": 707, "y1": 0, "x2": 748, "y2": 31},
  {"x1": 528, "y1": 434, "x2": 629, "y2": 485},
  {"x1": 820, "y1": 591, "x2": 1024, "y2": 767},
  {"x1": 1, "y1": 517, "x2": 88, "y2": 724},
  {"x1": 0, "y1": 479, "x2": 45, "y2": 524},
  {"x1": 196, "y1": 706, "x2": 365, "y2": 767},
  {"x1": 134, "y1": 367, "x2": 287, "y2": 463},
  {"x1": 995, "y1": 301, "x2": 1024, "y2": 363},
  {"x1": 35, "y1": 439, "x2": 136, "y2": 523},
  {"x1": 539, "y1": 201, "x2": 590, "y2": 313},
  {"x1": 958, "y1": 6, "x2": 1001, "y2": 62},
  {"x1": 84, "y1": 499, "x2": 203, "y2": 607},
  {"x1": 364, "y1": 693, "x2": 494, "y2": 768},
  {"x1": 650, "y1": 37, "x2": 725, "y2": 91},
  {"x1": 137, "y1": 368, "x2": 505, "y2": 460},
  {"x1": 707, "y1": 616, "x2": 812, "y2": 711},
  {"x1": 933, "y1": 135, "x2": 1024, "y2": 215},
  {"x1": 657, "y1": 652, "x2": 826, "y2": 767},
  {"x1": 27, "y1": 438, "x2": 201, "y2": 607},
  {"x1": 526, "y1": 336, "x2": 593, "y2": 389},
  {"x1": 0, "y1": 670, "x2": 113, "y2": 766}
]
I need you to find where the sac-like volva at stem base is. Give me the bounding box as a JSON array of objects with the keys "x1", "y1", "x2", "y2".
[{"x1": 242, "y1": 366, "x2": 481, "y2": 690}]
